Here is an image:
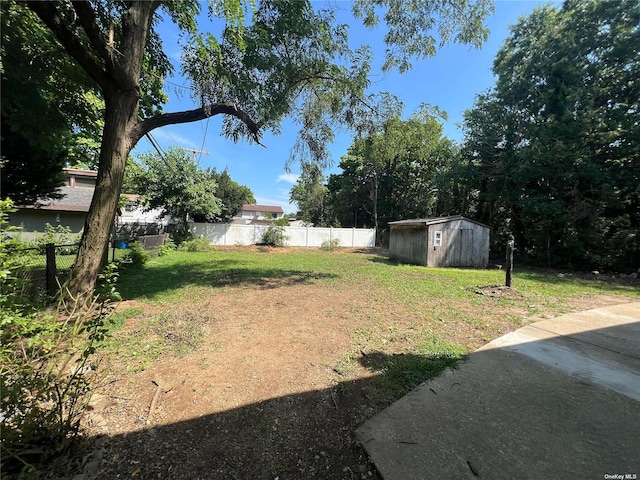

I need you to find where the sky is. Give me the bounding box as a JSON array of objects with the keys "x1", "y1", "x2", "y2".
[{"x1": 132, "y1": 1, "x2": 557, "y2": 213}]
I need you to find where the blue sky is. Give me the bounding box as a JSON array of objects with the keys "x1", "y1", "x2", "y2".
[{"x1": 132, "y1": 1, "x2": 556, "y2": 213}]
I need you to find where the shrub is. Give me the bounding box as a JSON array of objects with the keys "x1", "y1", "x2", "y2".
[
  {"x1": 261, "y1": 224, "x2": 288, "y2": 247},
  {"x1": 158, "y1": 238, "x2": 177, "y2": 256},
  {"x1": 320, "y1": 238, "x2": 340, "y2": 251},
  {"x1": 178, "y1": 236, "x2": 210, "y2": 252},
  {"x1": 1, "y1": 200, "x2": 116, "y2": 476},
  {"x1": 124, "y1": 241, "x2": 149, "y2": 267},
  {"x1": 37, "y1": 224, "x2": 80, "y2": 254}
]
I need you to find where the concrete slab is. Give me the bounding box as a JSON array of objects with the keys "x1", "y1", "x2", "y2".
[{"x1": 357, "y1": 302, "x2": 640, "y2": 480}]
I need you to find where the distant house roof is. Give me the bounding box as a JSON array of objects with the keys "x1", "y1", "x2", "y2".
[
  {"x1": 388, "y1": 215, "x2": 489, "y2": 228},
  {"x1": 242, "y1": 204, "x2": 284, "y2": 214},
  {"x1": 63, "y1": 168, "x2": 97, "y2": 178},
  {"x1": 22, "y1": 186, "x2": 95, "y2": 213}
]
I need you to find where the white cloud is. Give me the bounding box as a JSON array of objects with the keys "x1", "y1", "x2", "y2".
[{"x1": 276, "y1": 173, "x2": 300, "y2": 184}]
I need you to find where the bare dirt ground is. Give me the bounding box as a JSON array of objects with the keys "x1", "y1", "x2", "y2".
[{"x1": 76, "y1": 253, "x2": 635, "y2": 480}]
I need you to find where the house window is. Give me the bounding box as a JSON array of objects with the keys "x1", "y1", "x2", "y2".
[
  {"x1": 124, "y1": 203, "x2": 137, "y2": 212},
  {"x1": 434, "y1": 231, "x2": 443, "y2": 247}
]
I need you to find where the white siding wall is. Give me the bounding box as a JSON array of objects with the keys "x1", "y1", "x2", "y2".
[{"x1": 193, "y1": 223, "x2": 376, "y2": 247}]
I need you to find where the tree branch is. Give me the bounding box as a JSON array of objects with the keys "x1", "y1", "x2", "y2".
[
  {"x1": 70, "y1": 0, "x2": 117, "y2": 72},
  {"x1": 23, "y1": 1, "x2": 111, "y2": 89},
  {"x1": 134, "y1": 103, "x2": 263, "y2": 146}
]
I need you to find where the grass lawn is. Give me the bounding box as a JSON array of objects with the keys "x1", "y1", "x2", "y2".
[{"x1": 91, "y1": 246, "x2": 638, "y2": 479}]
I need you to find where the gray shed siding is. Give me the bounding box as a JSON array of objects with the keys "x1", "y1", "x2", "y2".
[
  {"x1": 389, "y1": 225, "x2": 429, "y2": 266},
  {"x1": 389, "y1": 216, "x2": 489, "y2": 268},
  {"x1": 426, "y1": 219, "x2": 489, "y2": 268}
]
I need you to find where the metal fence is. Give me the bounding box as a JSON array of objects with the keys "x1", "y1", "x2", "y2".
[{"x1": 12, "y1": 243, "x2": 79, "y2": 298}]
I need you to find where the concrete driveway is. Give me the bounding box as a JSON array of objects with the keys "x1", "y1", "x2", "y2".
[{"x1": 357, "y1": 302, "x2": 640, "y2": 479}]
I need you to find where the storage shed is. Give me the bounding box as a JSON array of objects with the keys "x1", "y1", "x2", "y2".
[{"x1": 388, "y1": 216, "x2": 489, "y2": 268}]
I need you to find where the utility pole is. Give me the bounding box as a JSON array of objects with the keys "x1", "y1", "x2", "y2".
[{"x1": 181, "y1": 148, "x2": 209, "y2": 160}]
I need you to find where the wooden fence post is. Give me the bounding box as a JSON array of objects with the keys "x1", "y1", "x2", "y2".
[
  {"x1": 45, "y1": 243, "x2": 57, "y2": 297},
  {"x1": 505, "y1": 234, "x2": 515, "y2": 288}
]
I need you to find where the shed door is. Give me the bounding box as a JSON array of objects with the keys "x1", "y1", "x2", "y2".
[{"x1": 444, "y1": 228, "x2": 474, "y2": 266}]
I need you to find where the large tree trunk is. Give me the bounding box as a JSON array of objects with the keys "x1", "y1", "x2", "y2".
[
  {"x1": 25, "y1": 2, "x2": 262, "y2": 300},
  {"x1": 67, "y1": 90, "x2": 138, "y2": 297}
]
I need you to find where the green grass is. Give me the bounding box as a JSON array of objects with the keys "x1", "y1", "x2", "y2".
[
  {"x1": 115, "y1": 250, "x2": 640, "y2": 311},
  {"x1": 111, "y1": 247, "x2": 638, "y2": 395},
  {"x1": 105, "y1": 306, "x2": 212, "y2": 372}
]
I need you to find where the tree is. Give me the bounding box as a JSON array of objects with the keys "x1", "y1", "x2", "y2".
[
  {"x1": 132, "y1": 148, "x2": 220, "y2": 241},
  {"x1": 462, "y1": 0, "x2": 640, "y2": 269},
  {"x1": 289, "y1": 164, "x2": 333, "y2": 226},
  {"x1": 19, "y1": 0, "x2": 492, "y2": 296},
  {"x1": 0, "y1": 1, "x2": 103, "y2": 202},
  {"x1": 328, "y1": 113, "x2": 456, "y2": 243},
  {"x1": 205, "y1": 169, "x2": 255, "y2": 223}
]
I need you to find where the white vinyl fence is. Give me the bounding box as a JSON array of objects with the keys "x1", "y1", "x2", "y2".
[{"x1": 193, "y1": 223, "x2": 376, "y2": 248}]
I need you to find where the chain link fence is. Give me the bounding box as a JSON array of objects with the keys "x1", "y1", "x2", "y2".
[{"x1": 12, "y1": 244, "x2": 79, "y2": 299}]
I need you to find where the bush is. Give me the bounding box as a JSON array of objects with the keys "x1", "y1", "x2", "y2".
[
  {"x1": 178, "y1": 236, "x2": 210, "y2": 252},
  {"x1": 0, "y1": 200, "x2": 116, "y2": 476},
  {"x1": 37, "y1": 224, "x2": 80, "y2": 254},
  {"x1": 320, "y1": 238, "x2": 340, "y2": 251},
  {"x1": 158, "y1": 238, "x2": 177, "y2": 256},
  {"x1": 261, "y1": 224, "x2": 288, "y2": 247},
  {"x1": 124, "y1": 241, "x2": 149, "y2": 267}
]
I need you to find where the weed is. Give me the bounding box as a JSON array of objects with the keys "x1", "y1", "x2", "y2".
[
  {"x1": 1, "y1": 201, "x2": 117, "y2": 477},
  {"x1": 106, "y1": 307, "x2": 211, "y2": 370},
  {"x1": 178, "y1": 236, "x2": 210, "y2": 252},
  {"x1": 108, "y1": 307, "x2": 144, "y2": 331},
  {"x1": 261, "y1": 224, "x2": 288, "y2": 247},
  {"x1": 157, "y1": 238, "x2": 177, "y2": 256},
  {"x1": 124, "y1": 242, "x2": 149, "y2": 267},
  {"x1": 320, "y1": 238, "x2": 340, "y2": 251}
]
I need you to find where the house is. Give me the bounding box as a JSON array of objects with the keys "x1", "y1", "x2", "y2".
[
  {"x1": 232, "y1": 204, "x2": 285, "y2": 225},
  {"x1": 9, "y1": 168, "x2": 98, "y2": 234},
  {"x1": 8, "y1": 168, "x2": 168, "y2": 236},
  {"x1": 388, "y1": 216, "x2": 489, "y2": 268},
  {"x1": 119, "y1": 194, "x2": 169, "y2": 227}
]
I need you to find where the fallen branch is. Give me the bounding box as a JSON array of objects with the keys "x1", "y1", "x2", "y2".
[{"x1": 146, "y1": 381, "x2": 162, "y2": 425}]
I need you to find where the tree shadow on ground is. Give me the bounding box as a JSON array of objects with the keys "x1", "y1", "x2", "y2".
[
  {"x1": 53, "y1": 351, "x2": 461, "y2": 480},
  {"x1": 516, "y1": 268, "x2": 640, "y2": 292},
  {"x1": 117, "y1": 257, "x2": 339, "y2": 300},
  {"x1": 8, "y1": 319, "x2": 639, "y2": 479},
  {"x1": 367, "y1": 256, "x2": 398, "y2": 266}
]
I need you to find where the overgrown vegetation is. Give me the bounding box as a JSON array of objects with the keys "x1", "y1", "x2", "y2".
[
  {"x1": 0, "y1": 199, "x2": 117, "y2": 477},
  {"x1": 157, "y1": 237, "x2": 177, "y2": 256},
  {"x1": 123, "y1": 241, "x2": 148, "y2": 267},
  {"x1": 320, "y1": 238, "x2": 340, "y2": 251},
  {"x1": 177, "y1": 236, "x2": 211, "y2": 252},
  {"x1": 261, "y1": 223, "x2": 288, "y2": 247}
]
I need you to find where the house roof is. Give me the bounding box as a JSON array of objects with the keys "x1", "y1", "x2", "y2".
[
  {"x1": 388, "y1": 215, "x2": 489, "y2": 228},
  {"x1": 242, "y1": 204, "x2": 284, "y2": 214},
  {"x1": 63, "y1": 168, "x2": 97, "y2": 178},
  {"x1": 21, "y1": 186, "x2": 94, "y2": 213}
]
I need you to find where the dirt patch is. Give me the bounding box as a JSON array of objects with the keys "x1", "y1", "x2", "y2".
[
  {"x1": 77, "y1": 256, "x2": 636, "y2": 479},
  {"x1": 84, "y1": 283, "x2": 383, "y2": 479}
]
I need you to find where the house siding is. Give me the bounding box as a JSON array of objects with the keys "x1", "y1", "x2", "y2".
[{"x1": 8, "y1": 210, "x2": 86, "y2": 235}]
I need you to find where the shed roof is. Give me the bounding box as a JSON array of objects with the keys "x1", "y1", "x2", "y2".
[{"x1": 388, "y1": 215, "x2": 489, "y2": 228}]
